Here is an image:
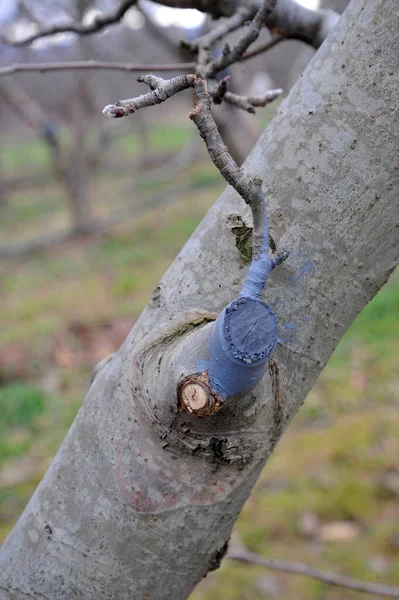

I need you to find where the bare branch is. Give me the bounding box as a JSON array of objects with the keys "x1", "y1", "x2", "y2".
[
  {"x1": 224, "y1": 88, "x2": 282, "y2": 113},
  {"x1": 189, "y1": 77, "x2": 266, "y2": 258},
  {"x1": 204, "y1": 0, "x2": 277, "y2": 78},
  {"x1": 210, "y1": 76, "x2": 282, "y2": 113},
  {"x1": 0, "y1": 61, "x2": 196, "y2": 78},
  {"x1": 1, "y1": 0, "x2": 138, "y2": 46},
  {"x1": 240, "y1": 34, "x2": 287, "y2": 61},
  {"x1": 184, "y1": 4, "x2": 256, "y2": 77},
  {"x1": 228, "y1": 548, "x2": 399, "y2": 598},
  {"x1": 192, "y1": 4, "x2": 255, "y2": 51},
  {"x1": 103, "y1": 74, "x2": 196, "y2": 118},
  {"x1": 265, "y1": 0, "x2": 340, "y2": 49},
  {"x1": 211, "y1": 76, "x2": 231, "y2": 104},
  {"x1": 0, "y1": 79, "x2": 51, "y2": 132},
  {"x1": 149, "y1": 0, "x2": 238, "y2": 18}
]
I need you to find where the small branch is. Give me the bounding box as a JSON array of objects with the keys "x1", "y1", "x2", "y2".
[
  {"x1": 185, "y1": 4, "x2": 255, "y2": 78},
  {"x1": 103, "y1": 73, "x2": 196, "y2": 118},
  {"x1": 240, "y1": 34, "x2": 287, "y2": 61},
  {"x1": 223, "y1": 88, "x2": 283, "y2": 113},
  {"x1": 212, "y1": 76, "x2": 231, "y2": 104},
  {"x1": 0, "y1": 61, "x2": 196, "y2": 78},
  {"x1": 205, "y1": 0, "x2": 277, "y2": 78},
  {"x1": 1, "y1": 0, "x2": 138, "y2": 46},
  {"x1": 228, "y1": 548, "x2": 399, "y2": 598},
  {"x1": 189, "y1": 77, "x2": 266, "y2": 259},
  {"x1": 210, "y1": 76, "x2": 282, "y2": 113}
]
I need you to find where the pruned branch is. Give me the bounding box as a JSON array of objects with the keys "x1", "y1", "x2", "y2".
[
  {"x1": 1, "y1": 0, "x2": 138, "y2": 46},
  {"x1": 189, "y1": 77, "x2": 266, "y2": 259},
  {"x1": 0, "y1": 61, "x2": 196, "y2": 78},
  {"x1": 103, "y1": 74, "x2": 196, "y2": 118},
  {"x1": 228, "y1": 548, "x2": 399, "y2": 598},
  {"x1": 240, "y1": 34, "x2": 287, "y2": 61}
]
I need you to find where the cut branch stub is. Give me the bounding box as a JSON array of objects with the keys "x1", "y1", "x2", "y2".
[
  {"x1": 177, "y1": 371, "x2": 223, "y2": 417},
  {"x1": 224, "y1": 297, "x2": 278, "y2": 362}
]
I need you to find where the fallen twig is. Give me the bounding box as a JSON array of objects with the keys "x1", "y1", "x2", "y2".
[{"x1": 228, "y1": 548, "x2": 399, "y2": 598}]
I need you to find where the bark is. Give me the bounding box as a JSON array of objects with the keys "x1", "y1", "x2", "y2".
[{"x1": 1, "y1": 0, "x2": 398, "y2": 598}]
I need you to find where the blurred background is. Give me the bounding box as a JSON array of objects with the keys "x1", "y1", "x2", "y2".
[{"x1": 0, "y1": 1, "x2": 398, "y2": 599}]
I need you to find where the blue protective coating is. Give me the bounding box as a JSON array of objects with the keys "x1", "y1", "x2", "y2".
[
  {"x1": 223, "y1": 298, "x2": 278, "y2": 362},
  {"x1": 239, "y1": 193, "x2": 272, "y2": 300},
  {"x1": 289, "y1": 258, "x2": 314, "y2": 286},
  {"x1": 195, "y1": 191, "x2": 288, "y2": 401},
  {"x1": 197, "y1": 303, "x2": 274, "y2": 399},
  {"x1": 239, "y1": 251, "x2": 273, "y2": 299}
]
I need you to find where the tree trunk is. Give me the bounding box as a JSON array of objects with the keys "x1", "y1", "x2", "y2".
[{"x1": 0, "y1": 0, "x2": 398, "y2": 598}]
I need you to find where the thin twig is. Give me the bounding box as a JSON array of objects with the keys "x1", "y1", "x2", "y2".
[
  {"x1": 228, "y1": 548, "x2": 399, "y2": 598},
  {"x1": 240, "y1": 34, "x2": 287, "y2": 61},
  {"x1": 205, "y1": 0, "x2": 278, "y2": 78},
  {"x1": 1, "y1": 0, "x2": 138, "y2": 46},
  {"x1": 209, "y1": 77, "x2": 282, "y2": 113},
  {"x1": 212, "y1": 76, "x2": 231, "y2": 104},
  {"x1": 103, "y1": 73, "x2": 196, "y2": 118},
  {"x1": 0, "y1": 61, "x2": 196, "y2": 78},
  {"x1": 184, "y1": 4, "x2": 256, "y2": 78},
  {"x1": 189, "y1": 77, "x2": 266, "y2": 258},
  {"x1": 224, "y1": 88, "x2": 283, "y2": 113}
]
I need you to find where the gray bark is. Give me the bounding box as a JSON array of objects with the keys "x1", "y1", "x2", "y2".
[{"x1": 1, "y1": 0, "x2": 398, "y2": 598}]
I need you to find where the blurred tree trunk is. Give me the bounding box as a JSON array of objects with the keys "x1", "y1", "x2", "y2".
[
  {"x1": 0, "y1": 0, "x2": 398, "y2": 599},
  {"x1": 0, "y1": 63, "x2": 94, "y2": 232},
  {"x1": 62, "y1": 0, "x2": 95, "y2": 232},
  {"x1": 63, "y1": 77, "x2": 94, "y2": 232}
]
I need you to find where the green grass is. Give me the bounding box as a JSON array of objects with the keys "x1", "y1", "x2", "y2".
[
  {"x1": 0, "y1": 382, "x2": 46, "y2": 464},
  {"x1": 3, "y1": 137, "x2": 51, "y2": 173},
  {"x1": 0, "y1": 382, "x2": 46, "y2": 430},
  {"x1": 344, "y1": 276, "x2": 399, "y2": 347}
]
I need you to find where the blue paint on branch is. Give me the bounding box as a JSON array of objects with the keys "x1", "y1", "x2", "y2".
[
  {"x1": 198, "y1": 297, "x2": 278, "y2": 399},
  {"x1": 239, "y1": 193, "x2": 272, "y2": 300},
  {"x1": 196, "y1": 191, "x2": 289, "y2": 402},
  {"x1": 290, "y1": 258, "x2": 314, "y2": 285}
]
